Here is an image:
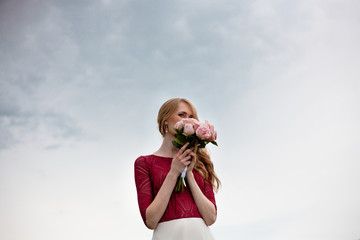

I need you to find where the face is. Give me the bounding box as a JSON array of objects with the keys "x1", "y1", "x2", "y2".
[{"x1": 166, "y1": 101, "x2": 194, "y2": 135}]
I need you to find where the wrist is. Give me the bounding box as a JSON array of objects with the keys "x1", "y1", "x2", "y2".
[
  {"x1": 186, "y1": 171, "x2": 194, "y2": 180},
  {"x1": 167, "y1": 170, "x2": 179, "y2": 180}
]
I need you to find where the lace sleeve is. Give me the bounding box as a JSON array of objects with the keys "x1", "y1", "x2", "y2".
[
  {"x1": 204, "y1": 178, "x2": 217, "y2": 212},
  {"x1": 134, "y1": 156, "x2": 154, "y2": 225}
]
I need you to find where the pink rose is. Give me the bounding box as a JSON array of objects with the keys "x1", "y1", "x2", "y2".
[
  {"x1": 183, "y1": 123, "x2": 195, "y2": 136},
  {"x1": 174, "y1": 120, "x2": 185, "y2": 130},
  {"x1": 183, "y1": 118, "x2": 201, "y2": 130},
  {"x1": 192, "y1": 119, "x2": 201, "y2": 130},
  {"x1": 205, "y1": 120, "x2": 217, "y2": 142},
  {"x1": 182, "y1": 118, "x2": 195, "y2": 124},
  {"x1": 208, "y1": 129, "x2": 217, "y2": 142},
  {"x1": 196, "y1": 123, "x2": 212, "y2": 140},
  {"x1": 174, "y1": 118, "x2": 200, "y2": 130}
]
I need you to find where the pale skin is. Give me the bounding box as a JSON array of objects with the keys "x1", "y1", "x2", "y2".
[{"x1": 147, "y1": 102, "x2": 217, "y2": 229}]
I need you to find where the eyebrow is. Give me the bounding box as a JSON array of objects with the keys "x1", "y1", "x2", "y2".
[{"x1": 178, "y1": 111, "x2": 191, "y2": 114}]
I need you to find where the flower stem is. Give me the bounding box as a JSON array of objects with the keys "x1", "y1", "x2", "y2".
[{"x1": 175, "y1": 177, "x2": 184, "y2": 192}]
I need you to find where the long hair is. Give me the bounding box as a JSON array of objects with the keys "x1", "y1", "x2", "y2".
[{"x1": 157, "y1": 98, "x2": 221, "y2": 191}]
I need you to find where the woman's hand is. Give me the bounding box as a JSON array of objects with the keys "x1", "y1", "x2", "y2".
[{"x1": 170, "y1": 143, "x2": 194, "y2": 176}]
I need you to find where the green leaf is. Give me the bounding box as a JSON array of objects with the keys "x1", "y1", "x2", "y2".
[
  {"x1": 172, "y1": 140, "x2": 183, "y2": 149},
  {"x1": 188, "y1": 138, "x2": 196, "y2": 148},
  {"x1": 198, "y1": 141, "x2": 206, "y2": 148},
  {"x1": 211, "y1": 141, "x2": 218, "y2": 146},
  {"x1": 174, "y1": 137, "x2": 186, "y2": 145},
  {"x1": 177, "y1": 134, "x2": 187, "y2": 142}
]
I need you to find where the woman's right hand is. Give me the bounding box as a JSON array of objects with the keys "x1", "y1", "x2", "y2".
[{"x1": 170, "y1": 143, "x2": 193, "y2": 176}]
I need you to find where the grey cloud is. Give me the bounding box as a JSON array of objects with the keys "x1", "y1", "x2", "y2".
[
  {"x1": 41, "y1": 112, "x2": 83, "y2": 139},
  {"x1": 0, "y1": 0, "x2": 309, "y2": 153},
  {"x1": 1, "y1": 0, "x2": 252, "y2": 113},
  {"x1": 44, "y1": 144, "x2": 62, "y2": 150},
  {"x1": 0, "y1": 125, "x2": 18, "y2": 150},
  {"x1": 0, "y1": 108, "x2": 83, "y2": 150},
  {"x1": 0, "y1": 82, "x2": 82, "y2": 149},
  {"x1": 47, "y1": 0, "x2": 254, "y2": 90}
]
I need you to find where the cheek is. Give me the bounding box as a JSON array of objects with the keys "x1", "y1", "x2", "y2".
[
  {"x1": 175, "y1": 116, "x2": 183, "y2": 121},
  {"x1": 169, "y1": 116, "x2": 182, "y2": 126}
]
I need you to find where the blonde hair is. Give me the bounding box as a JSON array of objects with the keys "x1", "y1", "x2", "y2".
[{"x1": 157, "y1": 98, "x2": 221, "y2": 191}]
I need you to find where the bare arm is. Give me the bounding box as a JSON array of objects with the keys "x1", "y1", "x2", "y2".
[
  {"x1": 145, "y1": 171, "x2": 178, "y2": 229},
  {"x1": 186, "y1": 172, "x2": 217, "y2": 226},
  {"x1": 145, "y1": 143, "x2": 193, "y2": 229}
]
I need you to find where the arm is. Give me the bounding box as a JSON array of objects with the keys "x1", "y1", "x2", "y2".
[
  {"x1": 135, "y1": 157, "x2": 176, "y2": 230},
  {"x1": 145, "y1": 143, "x2": 193, "y2": 229},
  {"x1": 144, "y1": 171, "x2": 177, "y2": 229},
  {"x1": 186, "y1": 172, "x2": 217, "y2": 226}
]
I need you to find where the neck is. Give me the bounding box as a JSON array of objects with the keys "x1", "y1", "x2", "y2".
[{"x1": 155, "y1": 134, "x2": 178, "y2": 158}]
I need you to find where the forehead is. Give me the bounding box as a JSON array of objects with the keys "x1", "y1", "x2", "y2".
[{"x1": 176, "y1": 101, "x2": 193, "y2": 113}]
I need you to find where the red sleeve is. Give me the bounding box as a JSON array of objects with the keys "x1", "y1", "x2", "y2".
[
  {"x1": 203, "y1": 178, "x2": 217, "y2": 212},
  {"x1": 134, "y1": 156, "x2": 153, "y2": 225}
]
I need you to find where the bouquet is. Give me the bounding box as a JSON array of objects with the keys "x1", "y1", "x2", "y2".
[{"x1": 172, "y1": 118, "x2": 218, "y2": 192}]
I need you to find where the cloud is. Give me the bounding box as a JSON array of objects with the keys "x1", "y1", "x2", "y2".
[
  {"x1": 0, "y1": 0, "x2": 359, "y2": 239},
  {"x1": 0, "y1": 107, "x2": 83, "y2": 150},
  {"x1": 213, "y1": 1, "x2": 360, "y2": 239}
]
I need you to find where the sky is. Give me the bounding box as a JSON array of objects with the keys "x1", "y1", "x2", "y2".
[{"x1": 0, "y1": 0, "x2": 359, "y2": 239}]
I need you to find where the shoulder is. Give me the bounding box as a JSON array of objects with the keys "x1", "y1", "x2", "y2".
[
  {"x1": 134, "y1": 155, "x2": 155, "y2": 167},
  {"x1": 135, "y1": 154, "x2": 155, "y2": 161}
]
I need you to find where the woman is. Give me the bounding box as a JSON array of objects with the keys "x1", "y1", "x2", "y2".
[{"x1": 134, "y1": 98, "x2": 220, "y2": 240}]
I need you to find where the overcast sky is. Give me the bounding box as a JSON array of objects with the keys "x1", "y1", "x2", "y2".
[{"x1": 1, "y1": 0, "x2": 359, "y2": 239}]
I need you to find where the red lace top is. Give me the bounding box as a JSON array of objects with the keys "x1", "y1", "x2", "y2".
[{"x1": 134, "y1": 155, "x2": 216, "y2": 225}]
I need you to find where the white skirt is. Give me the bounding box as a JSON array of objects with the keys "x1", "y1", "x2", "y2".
[{"x1": 152, "y1": 218, "x2": 215, "y2": 240}]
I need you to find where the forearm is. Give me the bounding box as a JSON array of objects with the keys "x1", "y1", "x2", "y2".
[
  {"x1": 145, "y1": 171, "x2": 178, "y2": 229},
  {"x1": 186, "y1": 172, "x2": 217, "y2": 226}
]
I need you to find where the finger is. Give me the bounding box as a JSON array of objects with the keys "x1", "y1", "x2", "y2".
[
  {"x1": 184, "y1": 158, "x2": 192, "y2": 166},
  {"x1": 177, "y1": 142, "x2": 189, "y2": 155},
  {"x1": 181, "y1": 148, "x2": 193, "y2": 158},
  {"x1": 189, "y1": 151, "x2": 196, "y2": 157},
  {"x1": 181, "y1": 142, "x2": 190, "y2": 150},
  {"x1": 189, "y1": 153, "x2": 196, "y2": 163},
  {"x1": 188, "y1": 154, "x2": 195, "y2": 162},
  {"x1": 181, "y1": 155, "x2": 192, "y2": 163}
]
